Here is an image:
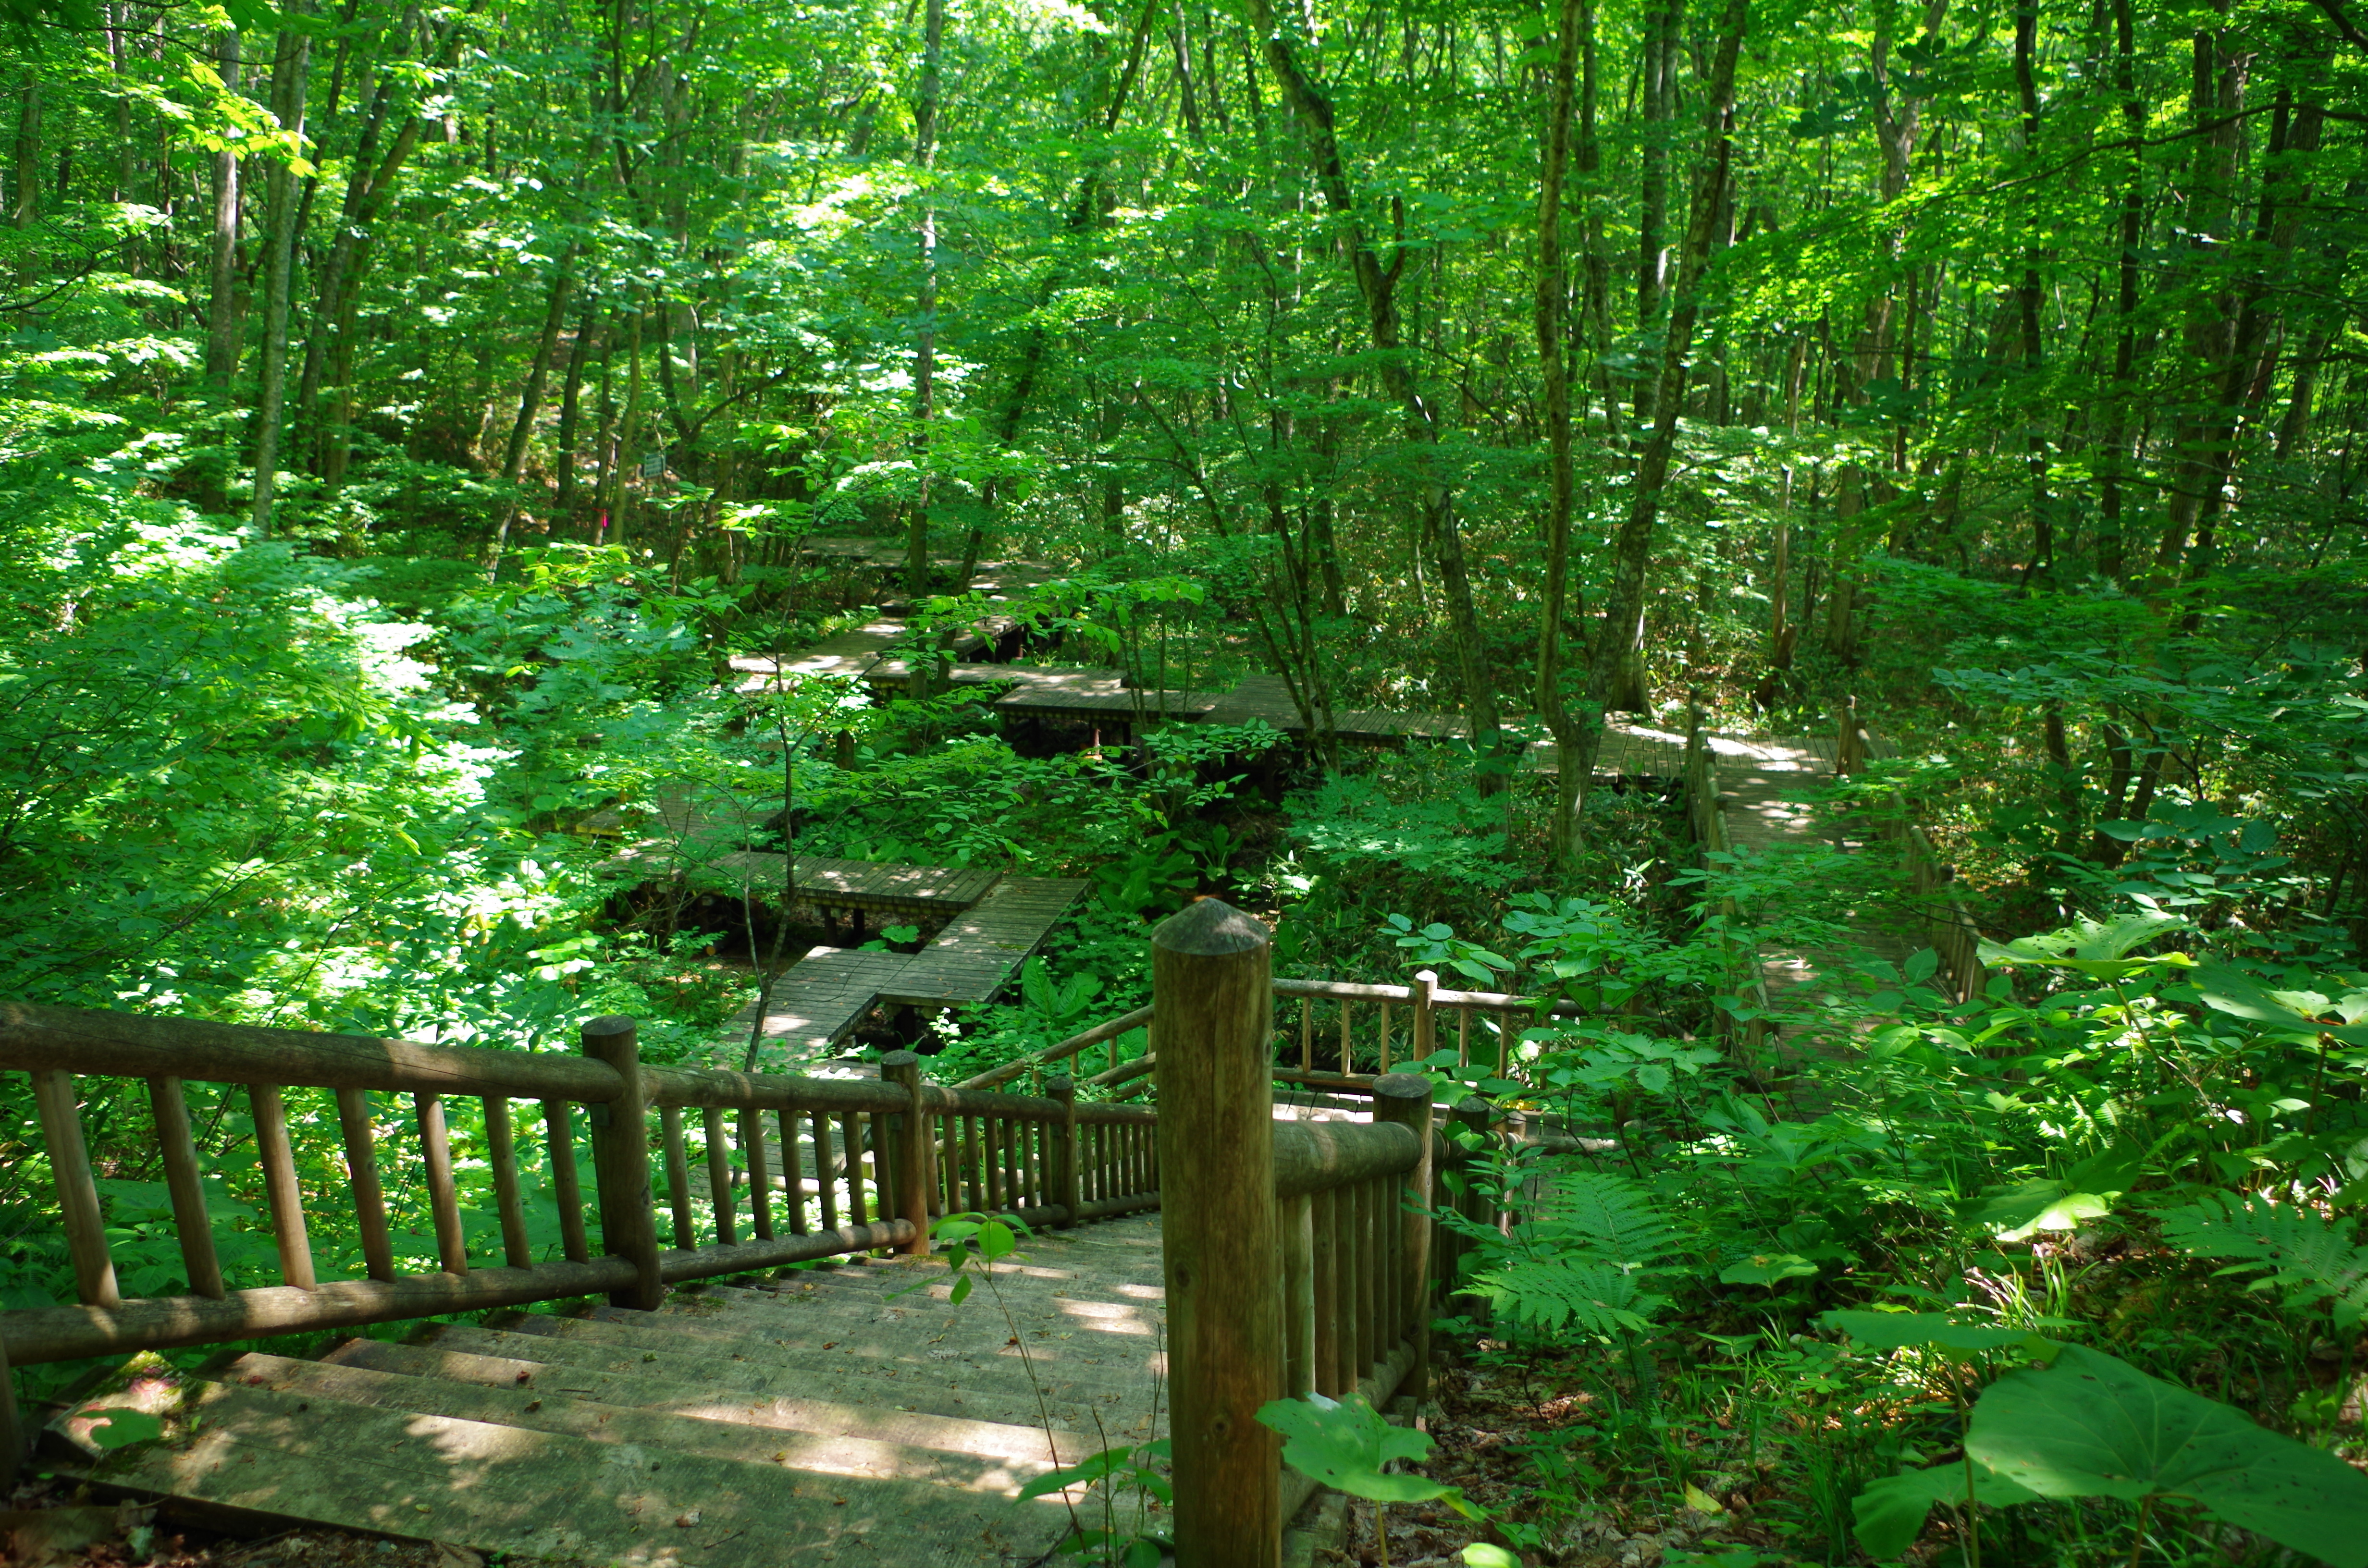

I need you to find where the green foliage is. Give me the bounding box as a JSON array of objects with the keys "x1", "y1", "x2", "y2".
[
  {"x1": 1457, "y1": 1170, "x2": 1688, "y2": 1343},
  {"x1": 2155, "y1": 1193, "x2": 2368, "y2": 1328},
  {"x1": 1255, "y1": 1393, "x2": 1469, "y2": 1510},
  {"x1": 1967, "y1": 1346, "x2": 2368, "y2": 1568}
]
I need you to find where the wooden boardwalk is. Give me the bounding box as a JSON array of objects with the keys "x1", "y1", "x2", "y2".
[
  {"x1": 880, "y1": 878, "x2": 1088, "y2": 1007},
  {"x1": 65, "y1": 1217, "x2": 1171, "y2": 1567},
  {"x1": 726, "y1": 947, "x2": 922, "y2": 1059},
  {"x1": 1706, "y1": 731, "x2": 1921, "y2": 1069},
  {"x1": 705, "y1": 852, "x2": 1003, "y2": 919},
  {"x1": 725, "y1": 880, "x2": 1086, "y2": 1067}
]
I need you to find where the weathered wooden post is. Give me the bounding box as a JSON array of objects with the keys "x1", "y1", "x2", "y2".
[
  {"x1": 881, "y1": 1051, "x2": 933, "y2": 1255},
  {"x1": 1154, "y1": 897, "x2": 1282, "y2": 1568},
  {"x1": 581, "y1": 1016, "x2": 664, "y2": 1309},
  {"x1": 1046, "y1": 1074, "x2": 1079, "y2": 1226},
  {"x1": 1411, "y1": 970, "x2": 1437, "y2": 1061},
  {"x1": 1371, "y1": 1073, "x2": 1434, "y2": 1406},
  {"x1": 0, "y1": 1333, "x2": 22, "y2": 1489}
]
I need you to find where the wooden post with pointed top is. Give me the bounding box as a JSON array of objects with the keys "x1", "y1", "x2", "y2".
[{"x1": 1154, "y1": 897, "x2": 1282, "y2": 1568}]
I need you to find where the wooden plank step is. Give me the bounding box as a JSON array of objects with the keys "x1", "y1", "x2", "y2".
[
  {"x1": 68, "y1": 1366, "x2": 1086, "y2": 1566},
  {"x1": 460, "y1": 1308, "x2": 1160, "y2": 1417},
  {"x1": 260, "y1": 1348, "x2": 1081, "y2": 1483},
  {"x1": 880, "y1": 878, "x2": 1087, "y2": 1007},
  {"x1": 723, "y1": 946, "x2": 913, "y2": 1060}
]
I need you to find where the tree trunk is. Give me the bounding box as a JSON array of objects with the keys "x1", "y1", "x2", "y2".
[
  {"x1": 555, "y1": 303, "x2": 600, "y2": 516},
  {"x1": 906, "y1": 0, "x2": 945, "y2": 597},
  {"x1": 486, "y1": 245, "x2": 580, "y2": 573},
  {"x1": 203, "y1": 30, "x2": 244, "y2": 513},
  {"x1": 1536, "y1": 0, "x2": 1589, "y2": 860},
  {"x1": 1583, "y1": 0, "x2": 1751, "y2": 738},
  {"x1": 249, "y1": 27, "x2": 312, "y2": 539},
  {"x1": 1245, "y1": 0, "x2": 1505, "y2": 767}
]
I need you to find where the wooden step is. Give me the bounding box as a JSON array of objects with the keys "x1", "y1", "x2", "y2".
[
  {"x1": 84, "y1": 1371, "x2": 1091, "y2": 1565},
  {"x1": 294, "y1": 1345, "x2": 1087, "y2": 1478}
]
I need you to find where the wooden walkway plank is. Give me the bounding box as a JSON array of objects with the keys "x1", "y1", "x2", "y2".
[
  {"x1": 705, "y1": 852, "x2": 1003, "y2": 918},
  {"x1": 880, "y1": 877, "x2": 1087, "y2": 1008},
  {"x1": 726, "y1": 947, "x2": 917, "y2": 1060},
  {"x1": 58, "y1": 1217, "x2": 1170, "y2": 1568}
]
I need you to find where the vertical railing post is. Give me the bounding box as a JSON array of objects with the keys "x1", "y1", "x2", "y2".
[
  {"x1": 1153, "y1": 897, "x2": 1282, "y2": 1568},
  {"x1": 1411, "y1": 970, "x2": 1436, "y2": 1063},
  {"x1": 1046, "y1": 1075, "x2": 1079, "y2": 1226},
  {"x1": 0, "y1": 1331, "x2": 21, "y2": 1488},
  {"x1": 881, "y1": 1051, "x2": 933, "y2": 1256},
  {"x1": 1371, "y1": 1073, "x2": 1434, "y2": 1406},
  {"x1": 33, "y1": 1071, "x2": 120, "y2": 1307},
  {"x1": 582, "y1": 1015, "x2": 664, "y2": 1310}
]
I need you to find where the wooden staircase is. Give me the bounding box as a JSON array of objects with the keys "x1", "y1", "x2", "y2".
[{"x1": 59, "y1": 1216, "x2": 1169, "y2": 1567}]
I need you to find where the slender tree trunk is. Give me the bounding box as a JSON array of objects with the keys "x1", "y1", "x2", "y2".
[
  {"x1": 2095, "y1": 0, "x2": 2143, "y2": 581},
  {"x1": 204, "y1": 31, "x2": 244, "y2": 512},
  {"x1": 12, "y1": 65, "x2": 40, "y2": 232},
  {"x1": 1583, "y1": 0, "x2": 1750, "y2": 738},
  {"x1": 249, "y1": 27, "x2": 312, "y2": 538},
  {"x1": 905, "y1": 0, "x2": 945, "y2": 598},
  {"x1": 1536, "y1": 0, "x2": 1589, "y2": 859},
  {"x1": 1245, "y1": 0, "x2": 1504, "y2": 766},
  {"x1": 555, "y1": 303, "x2": 600, "y2": 516},
  {"x1": 486, "y1": 245, "x2": 580, "y2": 573}
]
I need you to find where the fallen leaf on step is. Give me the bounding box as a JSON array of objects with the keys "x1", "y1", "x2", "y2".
[
  {"x1": 433, "y1": 1545, "x2": 485, "y2": 1568},
  {"x1": 675, "y1": 1511, "x2": 702, "y2": 1528}
]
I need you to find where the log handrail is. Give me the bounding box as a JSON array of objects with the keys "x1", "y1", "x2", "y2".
[
  {"x1": 955, "y1": 1004, "x2": 1153, "y2": 1090},
  {"x1": 0, "y1": 1005, "x2": 1160, "y2": 1394}
]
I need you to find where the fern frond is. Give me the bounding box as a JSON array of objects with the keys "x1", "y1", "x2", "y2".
[
  {"x1": 1467, "y1": 1258, "x2": 1666, "y2": 1341},
  {"x1": 2157, "y1": 1193, "x2": 2368, "y2": 1326},
  {"x1": 1523, "y1": 1172, "x2": 1685, "y2": 1272}
]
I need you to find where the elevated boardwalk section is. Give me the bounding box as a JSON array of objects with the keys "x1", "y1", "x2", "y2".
[{"x1": 725, "y1": 879, "x2": 1087, "y2": 1066}]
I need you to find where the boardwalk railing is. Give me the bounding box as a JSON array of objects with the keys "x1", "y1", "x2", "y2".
[
  {"x1": 0, "y1": 921, "x2": 1449, "y2": 1568},
  {"x1": 0, "y1": 1000, "x2": 1153, "y2": 1483},
  {"x1": 1831, "y1": 703, "x2": 1992, "y2": 1004}
]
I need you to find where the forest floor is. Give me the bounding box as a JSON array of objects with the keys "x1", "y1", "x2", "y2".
[{"x1": 0, "y1": 1475, "x2": 484, "y2": 1568}]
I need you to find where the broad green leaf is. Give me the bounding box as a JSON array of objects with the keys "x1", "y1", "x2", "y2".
[
  {"x1": 1851, "y1": 1462, "x2": 2040, "y2": 1559},
  {"x1": 1718, "y1": 1253, "x2": 1819, "y2": 1286},
  {"x1": 1463, "y1": 1546, "x2": 1521, "y2": 1567},
  {"x1": 1255, "y1": 1394, "x2": 1454, "y2": 1505},
  {"x1": 1820, "y1": 1310, "x2": 2046, "y2": 1352},
  {"x1": 1966, "y1": 1345, "x2": 2368, "y2": 1567}
]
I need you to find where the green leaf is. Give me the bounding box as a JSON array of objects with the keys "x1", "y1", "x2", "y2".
[
  {"x1": 1255, "y1": 1394, "x2": 1454, "y2": 1505},
  {"x1": 1463, "y1": 1547, "x2": 1521, "y2": 1568},
  {"x1": 82, "y1": 1407, "x2": 165, "y2": 1450},
  {"x1": 1820, "y1": 1310, "x2": 2046, "y2": 1352},
  {"x1": 1851, "y1": 1463, "x2": 2040, "y2": 1559},
  {"x1": 1719, "y1": 1253, "x2": 1819, "y2": 1287},
  {"x1": 1966, "y1": 1345, "x2": 2368, "y2": 1567}
]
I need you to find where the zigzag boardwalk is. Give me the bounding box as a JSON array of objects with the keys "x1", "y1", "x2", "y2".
[{"x1": 61, "y1": 1219, "x2": 1169, "y2": 1567}]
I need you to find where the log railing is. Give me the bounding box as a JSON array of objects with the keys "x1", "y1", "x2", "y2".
[
  {"x1": 4, "y1": 905, "x2": 1456, "y2": 1566},
  {"x1": 1152, "y1": 900, "x2": 1442, "y2": 1568},
  {"x1": 0, "y1": 999, "x2": 1154, "y2": 1484},
  {"x1": 1830, "y1": 704, "x2": 1992, "y2": 1004}
]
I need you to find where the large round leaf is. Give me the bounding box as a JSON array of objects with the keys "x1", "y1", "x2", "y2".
[{"x1": 1967, "y1": 1346, "x2": 2368, "y2": 1568}]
